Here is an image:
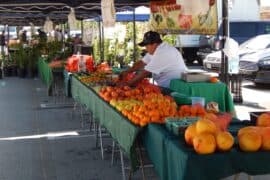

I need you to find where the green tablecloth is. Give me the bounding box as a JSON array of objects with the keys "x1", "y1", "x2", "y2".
[
  {"x1": 38, "y1": 57, "x2": 64, "y2": 96},
  {"x1": 38, "y1": 57, "x2": 53, "y2": 88},
  {"x1": 170, "y1": 79, "x2": 235, "y2": 113},
  {"x1": 63, "y1": 70, "x2": 72, "y2": 97},
  {"x1": 143, "y1": 123, "x2": 270, "y2": 180},
  {"x1": 71, "y1": 76, "x2": 141, "y2": 169}
]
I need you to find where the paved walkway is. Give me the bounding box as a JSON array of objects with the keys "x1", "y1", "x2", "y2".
[{"x1": 0, "y1": 77, "x2": 157, "y2": 180}]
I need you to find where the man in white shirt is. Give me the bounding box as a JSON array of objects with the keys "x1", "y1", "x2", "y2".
[
  {"x1": 119, "y1": 31, "x2": 187, "y2": 88},
  {"x1": 54, "y1": 28, "x2": 63, "y2": 42}
]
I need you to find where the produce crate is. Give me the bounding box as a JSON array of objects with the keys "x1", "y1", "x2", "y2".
[
  {"x1": 165, "y1": 117, "x2": 199, "y2": 136},
  {"x1": 228, "y1": 120, "x2": 255, "y2": 136},
  {"x1": 249, "y1": 111, "x2": 269, "y2": 123}
]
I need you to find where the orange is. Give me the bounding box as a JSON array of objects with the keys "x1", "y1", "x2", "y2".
[
  {"x1": 215, "y1": 131, "x2": 234, "y2": 151},
  {"x1": 184, "y1": 123, "x2": 197, "y2": 146},
  {"x1": 257, "y1": 113, "x2": 270, "y2": 127},
  {"x1": 238, "y1": 130, "x2": 262, "y2": 152},
  {"x1": 139, "y1": 120, "x2": 147, "y2": 127},
  {"x1": 193, "y1": 133, "x2": 216, "y2": 154},
  {"x1": 210, "y1": 77, "x2": 219, "y2": 83}
]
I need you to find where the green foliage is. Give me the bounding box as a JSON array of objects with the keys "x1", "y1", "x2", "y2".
[
  {"x1": 162, "y1": 34, "x2": 177, "y2": 46},
  {"x1": 13, "y1": 45, "x2": 28, "y2": 68},
  {"x1": 93, "y1": 37, "x2": 101, "y2": 63},
  {"x1": 47, "y1": 41, "x2": 63, "y2": 60},
  {"x1": 92, "y1": 21, "x2": 148, "y2": 67}
]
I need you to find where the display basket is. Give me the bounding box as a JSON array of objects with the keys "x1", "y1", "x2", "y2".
[{"x1": 165, "y1": 117, "x2": 199, "y2": 136}]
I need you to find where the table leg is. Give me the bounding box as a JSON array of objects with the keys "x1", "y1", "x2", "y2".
[
  {"x1": 111, "y1": 140, "x2": 115, "y2": 165},
  {"x1": 120, "y1": 149, "x2": 127, "y2": 180},
  {"x1": 99, "y1": 124, "x2": 104, "y2": 159},
  {"x1": 80, "y1": 104, "x2": 84, "y2": 128},
  {"x1": 137, "y1": 141, "x2": 146, "y2": 180}
]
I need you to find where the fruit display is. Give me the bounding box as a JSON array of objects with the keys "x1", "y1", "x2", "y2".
[
  {"x1": 65, "y1": 55, "x2": 95, "y2": 72},
  {"x1": 238, "y1": 127, "x2": 262, "y2": 152},
  {"x1": 122, "y1": 93, "x2": 178, "y2": 126},
  {"x1": 98, "y1": 82, "x2": 178, "y2": 126},
  {"x1": 78, "y1": 72, "x2": 111, "y2": 86},
  {"x1": 236, "y1": 112, "x2": 270, "y2": 152},
  {"x1": 256, "y1": 112, "x2": 270, "y2": 127},
  {"x1": 110, "y1": 99, "x2": 142, "y2": 111},
  {"x1": 98, "y1": 83, "x2": 160, "y2": 102},
  {"x1": 95, "y1": 62, "x2": 112, "y2": 73},
  {"x1": 178, "y1": 104, "x2": 206, "y2": 118},
  {"x1": 184, "y1": 113, "x2": 234, "y2": 154}
]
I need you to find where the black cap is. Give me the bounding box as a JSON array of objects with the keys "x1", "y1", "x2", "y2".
[{"x1": 138, "y1": 31, "x2": 162, "y2": 46}]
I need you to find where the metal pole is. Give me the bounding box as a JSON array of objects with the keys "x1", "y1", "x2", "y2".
[
  {"x1": 221, "y1": 0, "x2": 229, "y2": 85},
  {"x1": 98, "y1": 19, "x2": 104, "y2": 62},
  {"x1": 7, "y1": 25, "x2": 9, "y2": 58},
  {"x1": 66, "y1": 22, "x2": 70, "y2": 39},
  {"x1": 61, "y1": 24, "x2": 65, "y2": 51},
  {"x1": 81, "y1": 19, "x2": 84, "y2": 43},
  {"x1": 132, "y1": 8, "x2": 136, "y2": 62}
]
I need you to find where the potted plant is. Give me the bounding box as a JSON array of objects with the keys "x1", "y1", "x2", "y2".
[
  {"x1": 15, "y1": 46, "x2": 27, "y2": 78},
  {"x1": 27, "y1": 45, "x2": 41, "y2": 78}
]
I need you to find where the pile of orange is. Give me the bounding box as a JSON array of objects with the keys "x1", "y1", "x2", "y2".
[
  {"x1": 178, "y1": 104, "x2": 206, "y2": 118},
  {"x1": 99, "y1": 86, "x2": 142, "y2": 102},
  {"x1": 121, "y1": 93, "x2": 178, "y2": 127},
  {"x1": 99, "y1": 83, "x2": 161, "y2": 102},
  {"x1": 79, "y1": 72, "x2": 108, "y2": 84}
]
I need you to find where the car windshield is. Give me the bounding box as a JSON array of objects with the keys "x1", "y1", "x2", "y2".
[{"x1": 240, "y1": 36, "x2": 270, "y2": 50}]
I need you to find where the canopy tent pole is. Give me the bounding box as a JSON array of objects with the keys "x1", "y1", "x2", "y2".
[
  {"x1": 220, "y1": 0, "x2": 229, "y2": 85},
  {"x1": 98, "y1": 19, "x2": 105, "y2": 62},
  {"x1": 81, "y1": 19, "x2": 84, "y2": 43},
  {"x1": 132, "y1": 8, "x2": 136, "y2": 62},
  {"x1": 7, "y1": 25, "x2": 9, "y2": 59},
  {"x1": 61, "y1": 24, "x2": 65, "y2": 51},
  {"x1": 66, "y1": 22, "x2": 70, "y2": 39},
  {"x1": 101, "y1": 22, "x2": 105, "y2": 62}
]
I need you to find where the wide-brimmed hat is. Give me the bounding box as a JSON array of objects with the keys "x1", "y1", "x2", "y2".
[{"x1": 138, "y1": 31, "x2": 162, "y2": 46}]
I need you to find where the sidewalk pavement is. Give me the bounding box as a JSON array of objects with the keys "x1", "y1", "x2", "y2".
[{"x1": 234, "y1": 81, "x2": 270, "y2": 121}]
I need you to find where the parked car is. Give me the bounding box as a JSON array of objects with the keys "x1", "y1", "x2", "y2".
[
  {"x1": 240, "y1": 49, "x2": 270, "y2": 84},
  {"x1": 203, "y1": 34, "x2": 270, "y2": 84},
  {"x1": 175, "y1": 35, "x2": 213, "y2": 65},
  {"x1": 199, "y1": 21, "x2": 270, "y2": 63},
  {"x1": 197, "y1": 35, "x2": 221, "y2": 64}
]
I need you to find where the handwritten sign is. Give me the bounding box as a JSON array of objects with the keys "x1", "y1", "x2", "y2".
[{"x1": 150, "y1": 0, "x2": 218, "y2": 35}]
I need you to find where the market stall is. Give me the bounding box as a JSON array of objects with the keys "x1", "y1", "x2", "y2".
[
  {"x1": 2, "y1": 1, "x2": 265, "y2": 180},
  {"x1": 143, "y1": 123, "x2": 270, "y2": 180},
  {"x1": 37, "y1": 57, "x2": 65, "y2": 96},
  {"x1": 37, "y1": 57, "x2": 53, "y2": 95},
  {"x1": 66, "y1": 70, "x2": 270, "y2": 180},
  {"x1": 70, "y1": 75, "x2": 142, "y2": 170},
  {"x1": 170, "y1": 79, "x2": 235, "y2": 113}
]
